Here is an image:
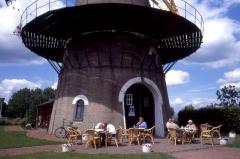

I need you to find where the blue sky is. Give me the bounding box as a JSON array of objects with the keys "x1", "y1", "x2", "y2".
[{"x1": 0, "y1": 0, "x2": 240, "y2": 113}]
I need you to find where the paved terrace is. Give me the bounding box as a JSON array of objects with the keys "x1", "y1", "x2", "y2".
[{"x1": 0, "y1": 127, "x2": 239, "y2": 159}]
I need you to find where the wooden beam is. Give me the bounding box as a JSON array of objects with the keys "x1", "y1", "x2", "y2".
[{"x1": 162, "y1": 0, "x2": 178, "y2": 14}]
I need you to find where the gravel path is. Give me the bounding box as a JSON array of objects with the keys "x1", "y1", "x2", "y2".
[
  {"x1": 4, "y1": 125, "x2": 25, "y2": 132},
  {"x1": 171, "y1": 147, "x2": 240, "y2": 159},
  {"x1": 26, "y1": 128, "x2": 67, "y2": 142}
]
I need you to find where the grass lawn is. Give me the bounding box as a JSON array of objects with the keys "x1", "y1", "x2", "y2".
[
  {"x1": 227, "y1": 135, "x2": 240, "y2": 148},
  {"x1": 0, "y1": 152, "x2": 176, "y2": 159},
  {"x1": 0, "y1": 126, "x2": 61, "y2": 149}
]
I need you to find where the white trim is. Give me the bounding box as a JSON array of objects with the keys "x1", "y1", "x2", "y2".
[
  {"x1": 118, "y1": 77, "x2": 165, "y2": 137},
  {"x1": 72, "y1": 95, "x2": 89, "y2": 105}
]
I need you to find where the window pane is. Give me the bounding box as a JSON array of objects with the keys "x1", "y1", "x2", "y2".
[
  {"x1": 75, "y1": 99, "x2": 84, "y2": 121},
  {"x1": 126, "y1": 94, "x2": 133, "y2": 105}
]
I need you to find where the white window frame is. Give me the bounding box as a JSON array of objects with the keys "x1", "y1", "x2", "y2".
[{"x1": 126, "y1": 94, "x2": 133, "y2": 105}]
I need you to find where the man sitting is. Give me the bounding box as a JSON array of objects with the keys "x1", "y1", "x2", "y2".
[
  {"x1": 166, "y1": 118, "x2": 179, "y2": 130},
  {"x1": 185, "y1": 120, "x2": 197, "y2": 133},
  {"x1": 166, "y1": 118, "x2": 180, "y2": 140},
  {"x1": 136, "y1": 117, "x2": 147, "y2": 129}
]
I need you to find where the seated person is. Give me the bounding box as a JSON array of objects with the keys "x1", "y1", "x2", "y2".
[
  {"x1": 95, "y1": 122, "x2": 105, "y2": 129},
  {"x1": 166, "y1": 118, "x2": 179, "y2": 130},
  {"x1": 185, "y1": 120, "x2": 197, "y2": 132},
  {"x1": 106, "y1": 122, "x2": 116, "y2": 135},
  {"x1": 136, "y1": 117, "x2": 147, "y2": 129}
]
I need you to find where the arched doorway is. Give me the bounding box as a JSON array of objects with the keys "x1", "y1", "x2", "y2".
[
  {"x1": 124, "y1": 84, "x2": 154, "y2": 128},
  {"x1": 119, "y1": 77, "x2": 165, "y2": 137}
]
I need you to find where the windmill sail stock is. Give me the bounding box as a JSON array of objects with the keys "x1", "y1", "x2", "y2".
[{"x1": 5, "y1": 0, "x2": 16, "y2": 6}]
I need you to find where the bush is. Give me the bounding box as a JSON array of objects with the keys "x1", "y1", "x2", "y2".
[
  {"x1": 0, "y1": 118, "x2": 8, "y2": 125},
  {"x1": 178, "y1": 106, "x2": 240, "y2": 133},
  {"x1": 178, "y1": 107, "x2": 223, "y2": 127},
  {"x1": 0, "y1": 118, "x2": 25, "y2": 126},
  {"x1": 222, "y1": 106, "x2": 240, "y2": 133}
]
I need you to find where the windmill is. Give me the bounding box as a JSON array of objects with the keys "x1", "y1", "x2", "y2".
[{"x1": 15, "y1": 0, "x2": 203, "y2": 136}]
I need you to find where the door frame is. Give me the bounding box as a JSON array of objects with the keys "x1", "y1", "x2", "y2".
[{"x1": 118, "y1": 77, "x2": 165, "y2": 137}]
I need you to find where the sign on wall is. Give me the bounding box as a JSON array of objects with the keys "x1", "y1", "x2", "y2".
[{"x1": 128, "y1": 105, "x2": 135, "y2": 116}]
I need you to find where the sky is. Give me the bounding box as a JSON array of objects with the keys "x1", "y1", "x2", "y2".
[{"x1": 0, "y1": 0, "x2": 240, "y2": 113}]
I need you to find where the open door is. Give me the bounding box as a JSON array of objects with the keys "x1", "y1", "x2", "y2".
[{"x1": 124, "y1": 84, "x2": 154, "y2": 128}]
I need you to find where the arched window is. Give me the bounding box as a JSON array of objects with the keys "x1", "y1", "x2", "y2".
[{"x1": 75, "y1": 99, "x2": 84, "y2": 121}]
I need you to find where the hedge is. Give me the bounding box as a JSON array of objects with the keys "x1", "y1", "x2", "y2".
[{"x1": 178, "y1": 106, "x2": 240, "y2": 133}]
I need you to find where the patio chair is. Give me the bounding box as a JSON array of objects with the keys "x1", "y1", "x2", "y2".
[
  {"x1": 211, "y1": 125, "x2": 222, "y2": 138},
  {"x1": 200, "y1": 123, "x2": 211, "y2": 132},
  {"x1": 200, "y1": 125, "x2": 222, "y2": 146},
  {"x1": 105, "y1": 129, "x2": 119, "y2": 147},
  {"x1": 142, "y1": 126, "x2": 155, "y2": 144},
  {"x1": 166, "y1": 131, "x2": 170, "y2": 139},
  {"x1": 118, "y1": 126, "x2": 129, "y2": 143},
  {"x1": 199, "y1": 123, "x2": 212, "y2": 138},
  {"x1": 128, "y1": 128, "x2": 142, "y2": 145},
  {"x1": 86, "y1": 129, "x2": 101, "y2": 149},
  {"x1": 182, "y1": 129, "x2": 195, "y2": 144},
  {"x1": 168, "y1": 128, "x2": 183, "y2": 145},
  {"x1": 67, "y1": 127, "x2": 82, "y2": 144}
]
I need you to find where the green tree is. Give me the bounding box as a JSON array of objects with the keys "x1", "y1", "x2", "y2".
[
  {"x1": 1, "y1": 101, "x2": 7, "y2": 117},
  {"x1": 7, "y1": 88, "x2": 32, "y2": 118},
  {"x1": 216, "y1": 85, "x2": 240, "y2": 106},
  {"x1": 42, "y1": 87, "x2": 55, "y2": 101},
  {"x1": 184, "y1": 104, "x2": 195, "y2": 111},
  {"x1": 7, "y1": 87, "x2": 55, "y2": 126}
]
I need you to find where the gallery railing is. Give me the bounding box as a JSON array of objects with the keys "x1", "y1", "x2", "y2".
[{"x1": 20, "y1": 0, "x2": 204, "y2": 33}]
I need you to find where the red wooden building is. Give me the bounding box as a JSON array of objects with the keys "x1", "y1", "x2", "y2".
[{"x1": 37, "y1": 100, "x2": 53, "y2": 128}]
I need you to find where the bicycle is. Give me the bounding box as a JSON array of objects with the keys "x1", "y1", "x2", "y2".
[{"x1": 54, "y1": 118, "x2": 73, "y2": 138}]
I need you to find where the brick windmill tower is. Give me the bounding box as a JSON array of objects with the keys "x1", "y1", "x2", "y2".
[{"x1": 19, "y1": 0, "x2": 203, "y2": 137}]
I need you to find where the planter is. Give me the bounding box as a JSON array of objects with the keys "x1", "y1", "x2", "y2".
[
  {"x1": 220, "y1": 139, "x2": 227, "y2": 145},
  {"x1": 82, "y1": 133, "x2": 88, "y2": 143},
  {"x1": 62, "y1": 144, "x2": 72, "y2": 152},
  {"x1": 142, "y1": 144, "x2": 152, "y2": 153},
  {"x1": 229, "y1": 132, "x2": 236, "y2": 138}
]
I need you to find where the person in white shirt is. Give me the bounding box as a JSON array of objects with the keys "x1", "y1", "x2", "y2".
[
  {"x1": 95, "y1": 122, "x2": 104, "y2": 129},
  {"x1": 185, "y1": 120, "x2": 197, "y2": 133},
  {"x1": 106, "y1": 123, "x2": 116, "y2": 135},
  {"x1": 166, "y1": 118, "x2": 179, "y2": 130}
]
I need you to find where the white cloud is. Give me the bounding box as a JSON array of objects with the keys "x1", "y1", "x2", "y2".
[
  {"x1": 51, "y1": 81, "x2": 58, "y2": 89},
  {"x1": 170, "y1": 97, "x2": 216, "y2": 113},
  {"x1": 0, "y1": 0, "x2": 64, "y2": 64},
  {"x1": 182, "y1": 0, "x2": 240, "y2": 68},
  {"x1": 166, "y1": 70, "x2": 189, "y2": 86},
  {"x1": 170, "y1": 97, "x2": 184, "y2": 105},
  {"x1": 170, "y1": 97, "x2": 186, "y2": 113},
  {"x1": 217, "y1": 68, "x2": 240, "y2": 88},
  {"x1": 0, "y1": 78, "x2": 41, "y2": 101}
]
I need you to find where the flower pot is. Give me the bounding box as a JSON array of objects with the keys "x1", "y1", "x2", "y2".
[
  {"x1": 142, "y1": 144, "x2": 152, "y2": 153},
  {"x1": 229, "y1": 132, "x2": 236, "y2": 138},
  {"x1": 220, "y1": 139, "x2": 227, "y2": 145},
  {"x1": 62, "y1": 144, "x2": 72, "y2": 152}
]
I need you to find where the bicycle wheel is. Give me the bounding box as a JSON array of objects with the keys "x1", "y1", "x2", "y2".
[{"x1": 55, "y1": 127, "x2": 67, "y2": 138}]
